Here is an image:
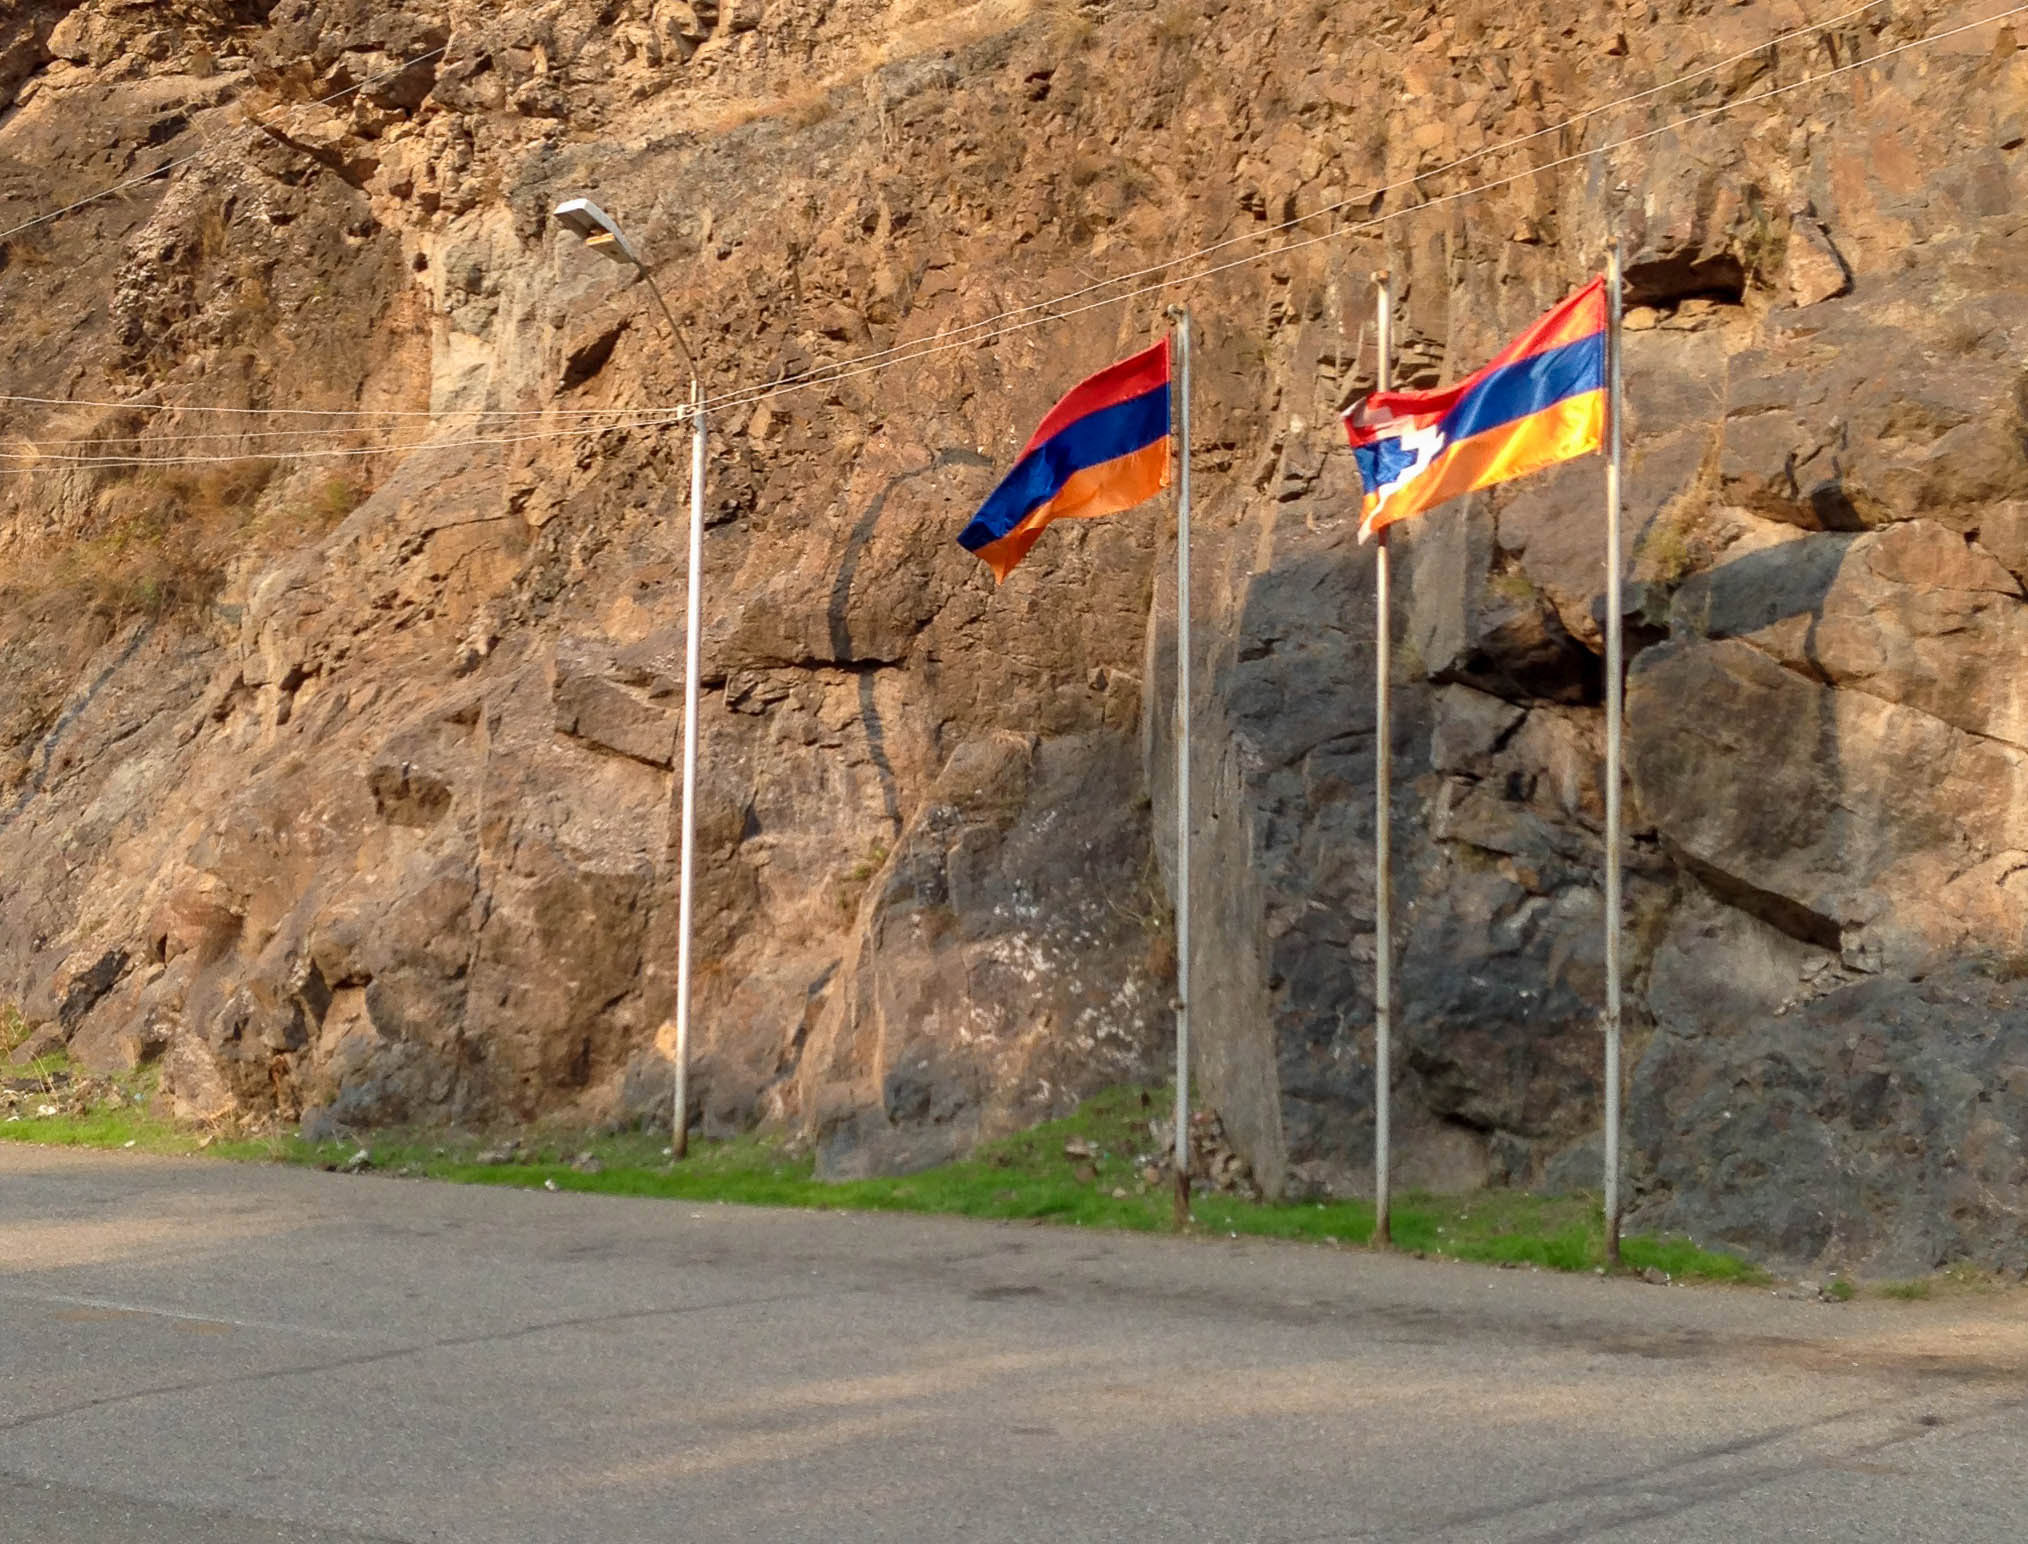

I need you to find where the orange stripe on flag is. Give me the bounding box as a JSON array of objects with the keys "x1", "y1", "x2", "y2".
[
  {"x1": 973, "y1": 439, "x2": 1171, "y2": 582},
  {"x1": 1363, "y1": 390, "x2": 1604, "y2": 540}
]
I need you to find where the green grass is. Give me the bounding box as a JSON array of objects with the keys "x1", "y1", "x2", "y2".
[
  {"x1": 0, "y1": 1066, "x2": 266, "y2": 1158},
  {"x1": 15, "y1": 1045, "x2": 72, "y2": 1083},
  {"x1": 1876, "y1": 1278, "x2": 1931, "y2": 1301},
  {"x1": 2, "y1": 1083, "x2": 1766, "y2": 1283},
  {"x1": 1868, "y1": 1264, "x2": 2011, "y2": 1301}
]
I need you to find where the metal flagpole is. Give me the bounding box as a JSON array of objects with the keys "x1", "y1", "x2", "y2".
[
  {"x1": 1372, "y1": 271, "x2": 1394, "y2": 1249},
  {"x1": 673, "y1": 378, "x2": 705, "y2": 1160},
  {"x1": 1168, "y1": 306, "x2": 1193, "y2": 1228},
  {"x1": 1603, "y1": 243, "x2": 1626, "y2": 1264}
]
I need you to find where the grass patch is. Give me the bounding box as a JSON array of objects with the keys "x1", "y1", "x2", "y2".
[
  {"x1": 49, "y1": 461, "x2": 275, "y2": 619},
  {"x1": 0, "y1": 1004, "x2": 30, "y2": 1060},
  {"x1": 1876, "y1": 1278, "x2": 1932, "y2": 1301},
  {"x1": 12, "y1": 460, "x2": 371, "y2": 625},
  {"x1": 1865, "y1": 1263, "x2": 2008, "y2": 1300},
  {"x1": 1487, "y1": 564, "x2": 1538, "y2": 606},
  {"x1": 1, "y1": 1066, "x2": 290, "y2": 1163},
  {"x1": 1638, "y1": 508, "x2": 1700, "y2": 589},
  {"x1": 2, "y1": 1084, "x2": 1766, "y2": 1283}
]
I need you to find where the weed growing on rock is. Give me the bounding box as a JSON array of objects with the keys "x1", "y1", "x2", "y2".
[
  {"x1": 834, "y1": 840, "x2": 891, "y2": 915},
  {"x1": 1041, "y1": 0, "x2": 1095, "y2": 47},
  {"x1": 1638, "y1": 511, "x2": 1698, "y2": 589},
  {"x1": 1736, "y1": 198, "x2": 1788, "y2": 293},
  {"x1": 52, "y1": 461, "x2": 275, "y2": 619},
  {"x1": 314, "y1": 475, "x2": 365, "y2": 526},
  {"x1": 1155, "y1": 3, "x2": 1199, "y2": 44},
  {"x1": 0, "y1": 1004, "x2": 30, "y2": 1061},
  {"x1": 785, "y1": 91, "x2": 836, "y2": 129},
  {"x1": 1488, "y1": 565, "x2": 1538, "y2": 605}
]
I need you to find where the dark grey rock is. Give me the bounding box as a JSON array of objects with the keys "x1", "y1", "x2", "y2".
[
  {"x1": 1630, "y1": 961, "x2": 2028, "y2": 1276},
  {"x1": 614, "y1": 1048, "x2": 675, "y2": 1131},
  {"x1": 1430, "y1": 686, "x2": 1525, "y2": 775}
]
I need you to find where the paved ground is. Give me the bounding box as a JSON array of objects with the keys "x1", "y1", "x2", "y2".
[{"x1": 2, "y1": 1146, "x2": 2025, "y2": 1543}]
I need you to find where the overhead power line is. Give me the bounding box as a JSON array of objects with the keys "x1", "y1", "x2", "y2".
[
  {"x1": 685, "y1": 0, "x2": 2028, "y2": 422},
  {"x1": 2, "y1": 0, "x2": 2020, "y2": 475},
  {"x1": 0, "y1": 0, "x2": 1902, "y2": 434},
  {"x1": 0, "y1": 410, "x2": 693, "y2": 472},
  {"x1": 686, "y1": 0, "x2": 1906, "y2": 416},
  {"x1": 0, "y1": 392, "x2": 687, "y2": 424},
  {"x1": 0, "y1": 46, "x2": 450, "y2": 245}
]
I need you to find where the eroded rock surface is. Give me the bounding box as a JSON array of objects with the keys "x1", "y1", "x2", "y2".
[{"x1": 3, "y1": 1, "x2": 2026, "y2": 1274}]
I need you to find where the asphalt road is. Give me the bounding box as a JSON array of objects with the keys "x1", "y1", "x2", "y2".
[{"x1": 2, "y1": 1145, "x2": 2025, "y2": 1543}]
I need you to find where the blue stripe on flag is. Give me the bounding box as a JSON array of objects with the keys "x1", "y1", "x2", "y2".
[
  {"x1": 960, "y1": 384, "x2": 1172, "y2": 550},
  {"x1": 1437, "y1": 333, "x2": 1604, "y2": 448}
]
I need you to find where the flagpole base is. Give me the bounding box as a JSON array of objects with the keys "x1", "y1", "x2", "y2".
[{"x1": 1172, "y1": 1166, "x2": 1191, "y2": 1230}]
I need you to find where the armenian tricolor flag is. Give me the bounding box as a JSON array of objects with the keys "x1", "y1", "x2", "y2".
[
  {"x1": 958, "y1": 340, "x2": 1172, "y2": 581},
  {"x1": 1344, "y1": 278, "x2": 1607, "y2": 543}
]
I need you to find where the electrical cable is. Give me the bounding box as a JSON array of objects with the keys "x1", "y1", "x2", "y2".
[
  {"x1": 682, "y1": 0, "x2": 1905, "y2": 413},
  {"x1": 0, "y1": 410, "x2": 692, "y2": 471},
  {"x1": 0, "y1": 46, "x2": 450, "y2": 244},
  {"x1": 2, "y1": 0, "x2": 2019, "y2": 473},
  {"x1": 19, "y1": 416, "x2": 677, "y2": 446},
  {"x1": 0, "y1": 393, "x2": 685, "y2": 422},
  {"x1": 687, "y1": 0, "x2": 2028, "y2": 423},
  {"x1": 0, "y1": 0, "x2": 1899, "y2": 430}
]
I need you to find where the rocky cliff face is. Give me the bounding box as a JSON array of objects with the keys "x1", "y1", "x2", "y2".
[{"x1": 3, "y1": 0, "x2": 2025, "y2": 1276}]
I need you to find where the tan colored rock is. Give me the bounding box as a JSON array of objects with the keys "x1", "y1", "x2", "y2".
[
  {"x1": 550, "y1": 638, "x2": 679, "y2": 769},
  {"x1": 1973, "y1": 501, "x2": 2028, "y2": 585},
  {"x1": 1671, "y1": 521, "x2": 2028, "y2": 750},
  {"x1": 1783, "y1": 217, "x2": 1852, "y2": 308},
  {"x1": 1629, "y1": 636, "x2": 2028, "y2": 972}
]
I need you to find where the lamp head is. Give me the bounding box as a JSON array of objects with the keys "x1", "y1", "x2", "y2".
[{"x1": 552, "y1": 198, "x2": 642, "y2": 268}]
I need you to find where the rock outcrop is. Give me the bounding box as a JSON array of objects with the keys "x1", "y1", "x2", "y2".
[{"x1": 3, "y1": 1, "x2": 2026, "y2": 1274}]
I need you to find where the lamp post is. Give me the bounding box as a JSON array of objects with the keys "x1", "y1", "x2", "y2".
[{"x1": 553, "y1": 197, "x2": 705, "y2": 1159}]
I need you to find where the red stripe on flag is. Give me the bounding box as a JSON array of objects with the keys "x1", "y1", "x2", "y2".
[
  {"x1": 1346, "y1": 277, "x2": 1606, "y2": 442},
  {"x1": 1482, "y1": 276, "x2": 1607, "y2": 370},
  {"x1": 1021, "y1": 339, "x2": 1172, "y2": 456}
]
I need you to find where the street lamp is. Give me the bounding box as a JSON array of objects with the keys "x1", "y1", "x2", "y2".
[
  {"x1": 553, "y1": 196, "x2": 706, "y2": 1160},
  {"x1": 551, "y1": 199, "x2": 698, "y2": 375}
]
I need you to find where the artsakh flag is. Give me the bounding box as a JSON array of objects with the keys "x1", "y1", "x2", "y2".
[
  {"x1": 958, "y1": 340, "x2": 1172, "y2": 581},
  {"x1": 1344, "y1": 278, "x2": 1607, "y2": 543}
]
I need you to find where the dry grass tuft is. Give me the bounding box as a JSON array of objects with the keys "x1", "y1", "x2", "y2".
[
  {"x1": 19, "y1": 460, "x2": 375, "y2": 624},
  {"x1": 1155, "y1": 1, "x2": 1199, "y2": 43},
  {"x1": 1040, "y1": 0, "x2": 1094, "y2": 46},
  {"x1": 51, "y1": 462, "x2": 276, "y2": 617},
  {"x1": 1637, "y1": 506, "x2": 1704, "y2": 589},
  {"x1": 1938, "y1": 314, "x2": 1987, "y2": 356},
  {"x1": 0, "y1": 223, "x2": 61, "y2": 273},
  {"x1": 785, "y1": 90, "x2": 837, "y2": 128}
]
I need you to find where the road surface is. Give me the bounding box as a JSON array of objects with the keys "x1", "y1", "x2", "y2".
[{"x1": 2, "y1": 1144, "x2": 2024, "y2": 1542}]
